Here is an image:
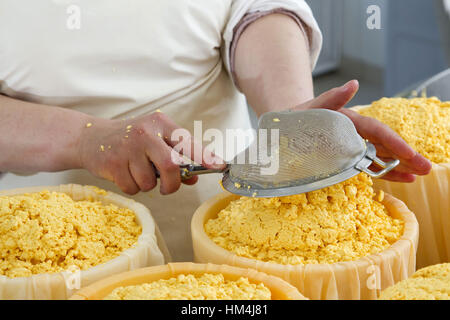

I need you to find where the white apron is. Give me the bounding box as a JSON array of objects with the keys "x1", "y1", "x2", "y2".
[{"x1": 0, "y1": 0, "x2": 252, "y2": 262}]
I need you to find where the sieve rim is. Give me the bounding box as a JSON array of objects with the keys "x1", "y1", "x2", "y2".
[{"x1": 222, "y1": 142, "x2": 376, "y2": 198}]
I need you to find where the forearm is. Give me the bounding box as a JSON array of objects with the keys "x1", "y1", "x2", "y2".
[
  {"x1": 0, "y1": 95, "x2": 95, "y2": 173},
  {"x1": 234, "y1": 13, "x2": 314, "y2": 116}
]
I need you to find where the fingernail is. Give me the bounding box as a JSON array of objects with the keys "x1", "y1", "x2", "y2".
[
  {"x1": 203, "y1": 153, "x2": 225, "y2": 169},
  {"x1": 210, "y1": 161, "x2": 226, "y2": 170},
  {"x1": 340, "y1": 81, "x2": 351, "y2": 91},
  {"x1": 342, "y1": 80, "x2": 358, "y2": 91}
]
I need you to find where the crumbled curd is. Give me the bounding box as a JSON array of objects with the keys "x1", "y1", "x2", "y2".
[
  {"x1": 0, "y1": 190, "x2": 141, "y2": 278},
  {"x1": 359, "y1": 97, "x2": 450, "y2": 163},
  {"x1": 205, "y1": 174, "x2": 404, "y2": 265},
  {"x1": 379, "y1": 263, "x2": 450, "y2": 300},
  {"x1": 104, "y1": 273, "x2": 271, "y2": 300}
]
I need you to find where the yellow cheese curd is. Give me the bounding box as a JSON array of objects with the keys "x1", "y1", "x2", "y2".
[
  {"x1": 359, "y1": 97, "x2": 450, "y2": 163},
  {"x1": 0, "y1": 190, "x2": 141, "y2": 278},
  {"x1": 104, "y1": 273, "x2": 272, "y2": 300},
  {"x1": 205, "y1": 174, "x2": 404, "y2": 265},
  {"x1": 380, "y1": 263, "x2": 450, "y2": 300}
]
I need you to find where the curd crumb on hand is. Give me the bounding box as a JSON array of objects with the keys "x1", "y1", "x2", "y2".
[{"x1": 104, "y1": 273, "x2": 271, "y2": 300}]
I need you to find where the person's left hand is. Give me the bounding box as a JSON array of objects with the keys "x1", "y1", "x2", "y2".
[{"x1": 294, "y1": 80, "x2": 432, "y2": 182}]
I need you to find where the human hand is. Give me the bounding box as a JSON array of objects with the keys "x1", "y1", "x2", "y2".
[
  {"x1": 294, "y1": 80, "x2": 432, "y2": 182},
  {"x1": 78, "y1": 112, "x2": 225, "y2": 195}
]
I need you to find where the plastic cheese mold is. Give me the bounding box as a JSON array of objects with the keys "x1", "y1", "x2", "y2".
[
  {"x1": 70, "y1": 263, "x2": 307, "y2": 300},
  {"x1": 0, "y1": 189, "x2": 141, "y2": 278},
  {"x1": 191, "y1": 178, "x2": 419, "y2": 300},
  {"x1": 204, "y1": 174, "x2": 404, "y2": 265},
  {"x1": 104, "y1": 273, "x2": 272, "y2": 300},
  {"x1": 0, "y1": 184, "x2": 165, "y2": 300},
  {"x1": 353, "y1": 100, "x2": 450, "y2": 268}
]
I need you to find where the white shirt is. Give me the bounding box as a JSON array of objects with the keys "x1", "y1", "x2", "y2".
[
  {"x1": 445, "y1": 0, "x2": 450, "y2": 17},
  {"x1": 0, "y1": 0, "x2": 321, "y2": 123}
]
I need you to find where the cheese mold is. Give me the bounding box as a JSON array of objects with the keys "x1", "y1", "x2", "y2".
[
  {"x1": 70, "y1": 262, "x2": 306, "y2": 300},
  {"x1": 192, "y1": 190, "x2": 418, "y2": 300},
  {"x1": 0, "y1": 184, "x2": 165, "y2": 299},
  {"x1": 354, "y1": 100, "x2": 450, "y2": 268}
]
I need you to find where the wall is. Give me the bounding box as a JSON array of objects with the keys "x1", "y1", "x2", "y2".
[
  {"x1": 384, "y1": 0, "x2": 448, "y2": 95},
  {"x1": 342, "y1": 0, "x2": 387, "y2": 68}
]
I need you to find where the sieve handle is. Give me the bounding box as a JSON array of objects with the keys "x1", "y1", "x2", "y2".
[
  {"x1": 154, "y1": 164, "x2": 229, "y2": 180},
  {"x1": 360, "y1": 156, "x2": 400, "y2": 179}
]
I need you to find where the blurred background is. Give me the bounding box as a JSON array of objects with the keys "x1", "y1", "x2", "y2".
[{"x1": 308, "y1": 0, "x2": 450, "y2": 106}]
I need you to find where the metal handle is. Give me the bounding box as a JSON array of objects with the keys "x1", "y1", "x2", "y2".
[
  {"x1": 356, "y1": 142, "x2": 400, "y2": 178},
  {"x1": 360, "y1": 156, "x2": 400, "y2": 179},
  {"x1": 154, "y1": 164, "x2": 229, "y2": 180}
]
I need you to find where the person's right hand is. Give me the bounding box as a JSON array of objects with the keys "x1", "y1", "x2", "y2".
[{"x1": 77, "y1": 111, "x2": 225, "y2": 195}]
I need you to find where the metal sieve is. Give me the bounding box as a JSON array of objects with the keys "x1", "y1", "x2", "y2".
[{"x1": 174, "y1": 109, "x2": 399, "y2": 198}]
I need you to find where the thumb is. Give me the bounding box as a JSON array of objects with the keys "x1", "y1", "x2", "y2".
[{"x1": 299, "y1": 80, "x2": 360, "y2": 111}]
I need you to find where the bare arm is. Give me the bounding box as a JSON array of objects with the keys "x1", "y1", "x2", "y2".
[
  {"x1": 0, "y1": 95, "x2": 89, "y2": 172},
  {"x1": 234, "y1": 13, "x2": 314, "y2": 116}
]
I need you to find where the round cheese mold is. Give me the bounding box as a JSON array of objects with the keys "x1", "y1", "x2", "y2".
[
  {"x1": 0, "y1": 184, "x2": 165, "y2": 300},
  {"x1": 379, "y1": 263, "x2": 450, "y2": 300},
  {"x1": 353, "y1": 100, "x2": 450, "y2": 269},
  {"x1": 204, "y1": 174, "x2": 403, "y2": 266},
  {"x1": 70, "y1": 263, "x2": 306, "y2": 300},
  {"x1": 191, "y1": 177, "x2": 419, "y2": 300},
  {"x1": 104, "y1": 273, "x2": 271, "y2": 300},
  {"x1": 0, "y1": 190, "x2": 141, "y2": 278}
]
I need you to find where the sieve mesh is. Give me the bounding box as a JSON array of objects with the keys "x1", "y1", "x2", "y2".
[{"x1": 227, "y1": 109, "x2": 367, "y2": 191}]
